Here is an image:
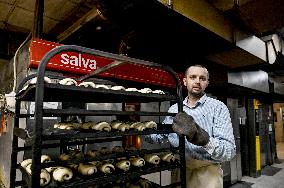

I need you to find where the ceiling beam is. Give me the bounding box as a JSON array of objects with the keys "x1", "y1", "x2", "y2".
[
  {"x1": 205, "y1": 0, "x2": 254, "y2": 11},
  {"x1": 160, "y1": 0, "x2": 235, "y2": 42},
  {"x1": 56, "y1": 7, "x2": 103, "y2": 42}
]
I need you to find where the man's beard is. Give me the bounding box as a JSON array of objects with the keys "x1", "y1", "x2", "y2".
[{"x1": 190, "y1": 91, "x2": 204, "y2": 98}]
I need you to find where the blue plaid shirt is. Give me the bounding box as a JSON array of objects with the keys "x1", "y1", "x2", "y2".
[{"x1": 148, "y1": 94, "x2": 236, "y2": 163}]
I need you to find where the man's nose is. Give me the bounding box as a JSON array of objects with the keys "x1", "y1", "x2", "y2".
[{"x1": 195, "y1": 78, "x2": 201, "y2": 83}]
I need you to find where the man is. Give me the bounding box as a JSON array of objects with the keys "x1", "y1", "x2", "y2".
[{"x1": 148, "y1": 65, "x2": 236, "y2": 188}]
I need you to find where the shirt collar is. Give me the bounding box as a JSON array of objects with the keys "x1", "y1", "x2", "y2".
[{"x1": 183, "y1": 94, "x2": 207, "y2": 108}]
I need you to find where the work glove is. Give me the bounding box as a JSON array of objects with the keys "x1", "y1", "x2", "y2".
[{"x1": 172, "y1": 112, "x2": 209, "y2": 146}]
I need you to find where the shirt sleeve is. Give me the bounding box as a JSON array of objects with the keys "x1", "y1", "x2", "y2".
[
  {"x1": 203, "y1": 103, "x2": 236, "y2": 162},
  {"x1": 144, "y1": 105, "x2": 175, "y2": 144}
]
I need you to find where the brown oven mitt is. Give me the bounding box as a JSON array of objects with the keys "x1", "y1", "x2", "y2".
[{"x1": 172, "y1": 112, "x2": 209, "y2": 146}]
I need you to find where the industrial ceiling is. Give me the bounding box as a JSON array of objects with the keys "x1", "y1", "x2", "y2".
[{"x1": 0, "y1": 0, "x2": 284, "y2": 73}]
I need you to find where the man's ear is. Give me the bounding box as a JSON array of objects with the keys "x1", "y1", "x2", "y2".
[
  {"x1": 183, "y1": 78, "x2": 187, "y2": 86},
  {"x1": 206, "y1": 80, "x2": 209, "y2": 88}
]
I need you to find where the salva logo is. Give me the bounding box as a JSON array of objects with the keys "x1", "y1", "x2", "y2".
[{"x1": 60, "y1": 53, "x2": 97, "y2": 69}]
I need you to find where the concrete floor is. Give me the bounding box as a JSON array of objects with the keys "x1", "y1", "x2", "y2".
[
  {"x1": 238, "y1": 162, "x2": 284, "y2": 188},
  {"x1": 232, "y1": 142, "x2": 284, "y2": 188}
]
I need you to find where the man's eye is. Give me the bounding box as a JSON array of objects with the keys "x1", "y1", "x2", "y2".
[{"x1": 189, "y1": 76, "x2": 196, "y2": 79}]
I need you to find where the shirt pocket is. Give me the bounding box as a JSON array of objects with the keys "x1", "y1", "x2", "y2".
[
  {"x1": 213, "y1": 116, "x2": 224, "y2": 128},
  {"x1": 212, "y1": 116, "x2": 226, "y2": 137},
  {"x1": 199, "y1": 113, "x2": 214, "y2": 136}
]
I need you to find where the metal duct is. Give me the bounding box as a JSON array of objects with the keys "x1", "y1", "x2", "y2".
[
  {"x1": 272, "y1": 80, "x2": 284, "y2": 95},
  {"x1": 236, "y1": 35, "x2": 266, "y2": 61},
  {"x1": 228, "y1": 70, "x2": 269, "y2": 93}
]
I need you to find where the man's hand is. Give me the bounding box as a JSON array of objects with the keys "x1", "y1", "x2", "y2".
[{"x1": 172, "y1": 112, "x2": 209, "y2": 146}]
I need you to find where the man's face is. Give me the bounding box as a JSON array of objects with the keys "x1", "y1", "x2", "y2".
[{"x1": 183, "y1": 66, "x2": 209, "y2": 96}]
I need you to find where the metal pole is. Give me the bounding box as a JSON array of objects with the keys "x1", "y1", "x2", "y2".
[{"x1": 33, "y1": 0, "x2": 44, "y2": 38}]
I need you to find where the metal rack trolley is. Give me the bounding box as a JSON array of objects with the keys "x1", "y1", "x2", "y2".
[{"x1": 10, "y1": 45, "x2": 186, "y2": 188}]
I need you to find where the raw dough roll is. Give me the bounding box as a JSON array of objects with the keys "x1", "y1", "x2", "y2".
[
  {"x1": 41, "y1": 155, "x2": 51, "y2": 163},
  {"x1": 68, "y1": 163, "x2": 79, "y2": 170},
  {"x1": 59, "y1": 78, "x2": 78, "y2": 86},
  {"x1": 78, "y1": 163, "x2": 97, "y2": 175},
  {"x1": 116, "y1": 160, "x2": 131, "y2": 171},
  {"x1": 59, "y1": 153, "x2": 72, "y2": 161},
  {"x1": 144, "y1": 121, "x2": 157, "y2": 130},
  {"x1": 112, "y1": 146, "x2": 125, "y2": 153},
  {"x1": 54, "y1": 122, "x2": 80, "y2": 130},
  {"x1": 87, "y1": 149, "x2": 99, "y2": 158},
  {"x1": 30, "y1": 77, "x2": 52, "y2": 84},
  {"x1": 139, "y1": 179, "x2": 152, "y2": 188},
  {"x1": 118, "y1": 123, "x2": 130, "y2": 132},
  {"x1": 160, "y1": 153, "x2": 176, "y2": 163},
  {"x1": 125, "y1": 87, "x2": 139, "y2": 92},
  {"x1": 20, "y1": 159, "x2": 32, "y2": 169},
  {"x1": 65, "y1": 123, "x2": 80, "y2": 130},
  {"x1": 52, "y1": 167, "x2": 73, "y2": 182},
  {"x1": 129, "y1": 122, "x2": 140, "y2": 129},
  {"x1": 45, "y1": 166, "x2": 56, "y2": 173},
  {"x1": 98, "y1": 162, "x2": 115, "y2": 174},
  {"x1": 81, "y1": 121, "x2": 94, "y2": 129},
  {"x1": 95, "y1": 84, "x2": 109, "y2": 89},
  {"x1": 144, "y1": 154, "x2": 160, "y2": 165},
  {"x1": 139, "y1": 88, "x2": 152, "y2": 94},
  {"x1": 110, "y1": 85, "x2": 126, "y2": 91},
  {"x1": 40, "y1": 169, "x2": 51, "y2": 186},
  {"x1": 78, "y1": 81, "x2": 96, "y2": 88},
  {"x1": 129, "y1": 157, "x2": 145, "y2": 167},
  {"x1": 134, "y1": 122, "x2": 146, "y2": 131},
  {"x1": 152, "y1": 89, "x2": 165, "y2": 94},
  {"x1": 110, "y1": 120, "x2": 123, "y2": 130},
  {"x1": 54, "y1": 122, "x2": 65, "y2": 129},
  {"x1": 23, "y1": 164, "x2": 51, "y2": 186},
  {"x1": 91, "y1": 121, "x2": 111, "y2": 132},
  {"x1": 25, "y1": 163, "x2": 32, "y2": 174},
  {"x1": 73, "y1": 151, "x2": 84, "y2": 159},
  {"x1": 99, "y1": 147, "x2": 110, "y2": 155}
]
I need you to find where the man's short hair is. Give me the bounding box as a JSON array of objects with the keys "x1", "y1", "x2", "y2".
[{"x1": 185, "y1": 64, "x2": 209, "y2": 79}]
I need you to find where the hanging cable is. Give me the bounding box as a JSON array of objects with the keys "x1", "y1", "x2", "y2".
[{"x1": 12, "y1": 32, "x2": 32, "y2": 92}]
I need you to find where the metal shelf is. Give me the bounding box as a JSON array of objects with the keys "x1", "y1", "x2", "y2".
[
  {"x1": 18, "y1": 110, "x2": 175, "y2": 118},
  {"x1": 20, "y1": 163, "x2": 180, "y2": 188},
  {"x1": 10, "y1": 45, "x2": 186, "y2": 188},
  {"x1": 43, "y1": 109, "x2": 175, "y2": 116},
  {"x1": 39, "y1": 147, "x2": 179, "y2": 168},
  {"x1": 16, "y1": 83, "x2": 178, "y2": 103},
  {"x1": 42, "y1": 126, "x2": 174, "y2": 140}
]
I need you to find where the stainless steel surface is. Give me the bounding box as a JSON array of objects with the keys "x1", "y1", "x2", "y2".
[
  {"x1": 272, "y1": 80, "x2": 284, "y2": 95},
  {"x1": 227, "y1": 98, "x2": 242, "y2": 183},
  {"x1": 228, "y1": 70, "x2": 269, "y2": 93}
]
